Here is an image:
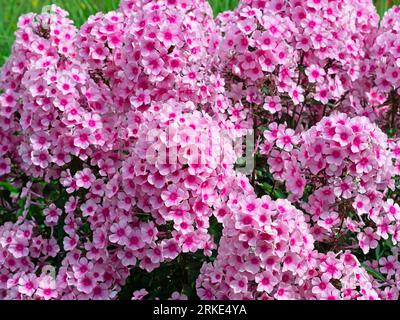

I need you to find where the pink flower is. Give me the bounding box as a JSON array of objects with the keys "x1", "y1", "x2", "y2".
[
  {"x1": 8, "y1": 238, "x2": 29, "y2": 258},
  {"x1": 77, "y1": 273, "x2": 96, "y2": 294},
  {"x1": 132, "y1": 289, "x2": 148, "y2": 300},
  {"x1": 109, "y1": 219, "x2": 130, "y2": 246},
  {"x1": 263, "y1": 96, "x2": 282, "y2": 114},
  {"x1": 161, "y1": 185, "x2": 189, "y2": 207},
  {"x1": 18, "y1": 274, "x2": 38, "y2": 297},
  {"x1": 91, "y1": 45, "x2": 109, "y2": 60},
  {"x1": 63, "y1": 233, "x2": 79, "y2": 251},
  {"x1": 288, "y1": 85, "x2": 304, "y2": 105},
  {"x1": 142, "y1": 53, "x2": 164, "y2": 76},
  {"x1": 358, "y1": 227, "x2": 380, "y2": 254},
  {"x1": 379, "y1": 256, "x2": 399, "y2": 276},
  {"x1": 130, "y1": 89, "x2": 151, "y2": 109},
  {"x1": 80, "y1": 199, "x2": 98, "y2": 217},
  {"x1": 320, "y1": 255, "x2": 343, "y2": 279},
  {"x1": 276, "y1": 128, "x2": 297, "y2": 152},
  {"x1": 355, "y1": 155, "x2": 373, "y2": 174},
  {"x1": 305, "y1": 64, "x2": 325, "y2": 84},
  {"x1": 169, "y1": 291, "x2": 188, "y2": 300},
  {"x1": 311, "y1": 275, "x2": 333, "y2": 296},
  {"x1": 333, "y1": 125, "x2": 353, "y2": 147},
  {"x1": 0, "y1": 158, "x2": 11, "y2": 176},
  {"x1": 36, "y1": 275, "x2": 57, "y2": 300},
  {"x1": 74, "y1": 129, "x2": 91, "y2": 149},
  {"x1": 83, "y1": 113, "x2": 102, "y2": 132},
  {"x1": 230, "y1": 275, "x2": 248, "y2": 294},
  {"x1": 326, "y1": 147, "x2": 345, "y2": 166},
  {"x1": 162, "y1": 239, "x2": 180, "y2": 260},
  {"x1": 31, "y1": 150, "x2": 50, "y2": 168},
  {"x1": 255, "y1": 271, "x2": 278, "y2": 293},
  {"x1": 158, "y1": 24, "x2": 180, "y2": 47},
  {"x1": 126, "y1": 229, "x2": 145, "y2": 251},
  {"x1": 75, "y1": 168, "x2": 95, "y2": 189},
  {"x1": 383, "y1": 199, "x2": 400, "y2": 221},
  {"x1": 44, "y1": 204, "x2": 62, "y2": 226},
  {"x1": 318, "y1": 212, "x2": 340, "y2": 231},
  {"x1": 180, "y1": 233, "x2": 199, "y2": 253},
  {"x1": 286, "y1": 174, "x2": 306, "y2": 196},
  {"x1": 57, "y1": 75, "x2": 76, "y2": 95},
  {"x1": 352, "y1": 195, "x2": 371, "y2": 216}
]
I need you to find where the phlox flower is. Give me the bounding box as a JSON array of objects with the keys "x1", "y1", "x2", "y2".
[
  {"x1": 276, "y1": 128, "x2": 297, "y2": 152},
  {"x1": 74, "y1": 168, "x2": 95, "y2": 189},
  {"x1": 230, "y1": 275, "x2": 248, "y2": 294},
  {"x1": 162, "y1": 239, "x2": 180, "y2": 260},
  {"x1": 379, "y1": 256, "x2": 399, "y2": 277},
  {"x1": 317, "y1": 212, "x2": 340, "y2": 231},
  {"x1": 358, "y1": 227, "x2": 380, "y2": 254},
  {"x1": 18, "y1": 274, "x2": 38, "y2": 297},
  {"x1": 31, "y1": 150, "x2": 50, "y2": 169},
  {"x1": 8, "y1": 238, "x2": 29, "y2": 259},
  {"x1": 142, "y1": 53, "x2": 164, "y2": 76},
  {"x1": 263, "y1": 96, "x2": 282, "y2": 114},
  {"x1": 255, "y1": 271, "x2": 278, "y2": 293},
  {"x1": 161, "y1": 185, "x2": 189, "y2": 207},
  {"x1": 305, "y1": 64, "x2": 325, "y2": 84},
  {"x1": 109, "y1": 219, "x2": 130, "y2": 246},
  {"x1": 383, "y1": 199, "x2": 400, "y2": 221},
  {"x1": 0, "y1": 158, "x2": 11, "y2": 176},
  {"x1": 80, "y1": 199, "x2": 98, "y2": 217},
  {"x1": 74, "y1": 129, "x2": 91, "y2": 149},
  {"x1": 44, "y1": 204, "x2": 62, "y2": 226},
  {"x1": 169, "y1": 292, "x2": 188, "y2": 300},
  {"x1": 36, "y1": 276, "x2": 57, "y2": 300},
  {"x1": 132, "y1": 289, "x2": 148, "y2": 300}
]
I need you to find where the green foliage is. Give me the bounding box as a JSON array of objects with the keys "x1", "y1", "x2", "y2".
[
  {"x1": 0, "y1": 180, "x2": 19, "y2": 194},
  {"x1": 361, "y1": 263, "x2": 386, "y2": 281},
  {"x1": 375, "y1": 0, "x2": 400, "y2": 17},
  {"x1": 118, "y1": 253, "x2": 207, "y2": 300},
  {"x1": 208, "y1": 0, "x2": 238, "y2": 15}
]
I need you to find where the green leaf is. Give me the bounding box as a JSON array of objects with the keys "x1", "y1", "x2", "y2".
[
  {"x1": 383, "y1": 237, "x2": 394, "y2": 251},
  {"x1": 0, "y1": 181, "x2": 19, "y2": 194},
  {"x1": 361, "y1": 263, "x2": 386, "y2": 282},
  {"x1": 375, "y1": 243, "x2": 383, "y2": 260},
  {"x1": 387, "y1": 127, "x2": 397, "y2": 138},
  {"x1": 208, "y1": 216, "x2": 222, "y2": 246},
  {"x1": 258, "y1": 182, "x2": 273, "y2": 193},
  {"x1": 235, "y1": 157, "x2": 247, "y2": 168},
  {"x1": 376, "y1": 0, "x2": 389, "y2": 18},
  {"x1": 273, "y1": 188, "x2": 287, "y2": 199}
]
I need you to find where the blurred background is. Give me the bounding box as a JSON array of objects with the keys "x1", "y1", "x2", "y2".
[{"x1": 0, "y1": 0, "x2": 399, "y2": 66}]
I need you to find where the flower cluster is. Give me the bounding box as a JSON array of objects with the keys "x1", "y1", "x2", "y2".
[
  {"x1": 2, "y1": 0, "x2": 400, "y2": 301},
  {"x1": 0, "y1": 216, "x2": 132, "y2": 300},
  {"x1": 345, "y1": 5, "x2": 400, "y2": 128},
  {"x1": 0, "y1": 1, "x2": 239, "y2": 300},
  {"x1": 374, "y1": 6, "x2": 400, "y2": 96},
  {"x1": 76, "y1": 0, "x2": 238, "y2": 133},
  {"x1": 0, "y1": 5, "x2": 79, "y2": 177},
  {"x1": 362, "y1": 248, "x2": 400, "y2": 300},
  {"x1": 196, "y1": 176, "x2": 379, "y2": 300},
  {"x1": 215, "y1": 0, "x2": 379, "y2": 130},
  {"x1": 260, "y1": 113, "x2": 396, "y2": 253}
]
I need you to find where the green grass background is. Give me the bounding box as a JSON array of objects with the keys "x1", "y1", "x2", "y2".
[{"x1": 0, "y1": 0, "x2": 398, "y2": 66}]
